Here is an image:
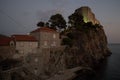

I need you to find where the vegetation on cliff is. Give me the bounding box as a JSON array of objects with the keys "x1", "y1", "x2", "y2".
[
  {"x1": 61, "y1": 8, "x2": 112, "y2": 69},
  {"x1": 37, "y1": 13, "x2": 67, "y2": 30}
]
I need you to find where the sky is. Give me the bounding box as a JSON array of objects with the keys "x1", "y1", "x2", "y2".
[{"x1": 0, "y1": 0, "x2": 120, "y2": 43}]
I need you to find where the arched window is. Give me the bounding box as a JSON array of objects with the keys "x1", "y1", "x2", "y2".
[{"x1": 10, "y1": 41, "x2": 14, "y2": 47}]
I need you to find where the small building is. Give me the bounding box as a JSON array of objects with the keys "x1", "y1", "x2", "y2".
[
  {"x1": 30, "y1": 27, "x2": 61, "y2": 48},
  {"x1": 11, "y1": 35, "x2": 38, "y2": 58}
]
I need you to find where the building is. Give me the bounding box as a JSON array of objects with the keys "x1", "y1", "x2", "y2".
[
  {"x1": 0, "y1": 36, "x2": 15, "y2": 60},
  {"x1": 76, "y1": 6, "x2": 100, "y2": 24},
  {"x1": 11, "y1": 35, "x2": 38, "y2": 58},
  {"x1": 30, "y1": 27, "x2": 61, "y2": 48},
  {"x1": 0, "y1": 27, "x2": 62, "y2": 76},
  {"x1": 26, "y1": 27, "x2": 62, "y2": 75}
]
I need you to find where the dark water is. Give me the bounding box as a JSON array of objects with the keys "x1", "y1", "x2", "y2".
[
  {"x1": 75, "y1": 44, "x2": 120, "y2": 80},
  {"x1": 93, "y1": 44, "x2": 120, "y2": 80}
]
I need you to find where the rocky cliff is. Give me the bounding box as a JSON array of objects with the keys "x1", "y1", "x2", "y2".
[
  {"x1": 62, "y1": 7, "x2": 111, "y2": 69},
  {"x1": 64, "y1": 25, "x2": 111, "y2": 68},
  {"x1": 42, "y1": 7, "x2": 112, "y2": 76},
  {"x1": 44, "y1": 25, "x2": 111, "y2": 76}
]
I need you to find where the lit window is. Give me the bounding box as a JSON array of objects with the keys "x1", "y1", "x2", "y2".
[
  {"x1": 44, "y1": 41, "x2": 47, "y2": 46},
  {"x1": 35, "y1": 58, "x2": 38, "y2": 62},
  {"x1": 53, "y1": 34, "x2": 56, "y2": 38}
]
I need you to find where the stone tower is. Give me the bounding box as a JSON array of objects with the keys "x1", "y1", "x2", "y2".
[{"x1": 75, "y1": 6, "x2": 100, "y2": 25}]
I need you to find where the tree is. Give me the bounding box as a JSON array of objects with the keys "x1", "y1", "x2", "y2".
[
  {"x1": 37, "y1": 21, "x2": 45, "y2": 27},
  {"x1": 45, "y1": 22, "x2": 50, "y2": 27},
  {"x1": 49, "y1": 13, "x2": 67, "y2": 30},
  {"x1": 84, "y1": 22, "x2": 93, "y2": 28},
  {"x1": 62, "y1": 38, "x2": 73, "y2": 47},
  {"x1": 68, "y1": 12, "x2": 84, "y2": 29}
]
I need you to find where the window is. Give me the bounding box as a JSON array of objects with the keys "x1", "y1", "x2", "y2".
[
  {"x1": 44, "y1": 41, "x2": 47, "y2": 46},
  {"x1": 35, "y1": 58, "x2": 38, "y2": 62},
  {"x1": 10, "y1": 41, "x2": 14, "y2": 47},
  {"x1": 53, "y1": 34, "x2": 56, "y2": 38}
]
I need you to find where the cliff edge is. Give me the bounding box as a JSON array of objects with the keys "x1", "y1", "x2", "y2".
[
  {"x1": 63, "y1": 25, "x2": 111, "y2": 68},
  {"x1": 62, "y1": 6, "x2": 112, "y2": 68}
]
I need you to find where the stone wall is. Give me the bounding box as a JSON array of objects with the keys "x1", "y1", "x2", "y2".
[
  {"x1": 24, "y1": 47, "x2": 65, "y2": 76},
  {"x1": 0, "y1": 46, "x2": 15, "y2": 61},
  {"x1": 15, "y1": 41, "x2": 38, "y2": 56},
  {"x1": 30, "y1": 31, "x2": 60, "y2": 48}
]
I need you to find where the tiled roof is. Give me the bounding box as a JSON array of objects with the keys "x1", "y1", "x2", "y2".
[
  {"x1": 0, "y1": 37, "x2": 12, "y2": 46},
  {"x1": 30, "y1": 27, "x2": 57, "y2": 33},
  {"x1": 11, "y1": 35, "x2": 37, "y2": 42}
]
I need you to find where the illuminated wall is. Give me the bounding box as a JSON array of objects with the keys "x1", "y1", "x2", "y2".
[{"x1": 77, "y1": 6, "x2": 100, "y2": 24}]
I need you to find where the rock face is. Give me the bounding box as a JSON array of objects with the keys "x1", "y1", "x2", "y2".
[
  {"x1": 64, "y1": 26, "x2": 111, "y2": 68},
  {"x1": 45, "y1": 26, "x2": 111, "y2": 74},
  {"x1": 64, "y1": 7, "x2": 111, "y2": 68}
]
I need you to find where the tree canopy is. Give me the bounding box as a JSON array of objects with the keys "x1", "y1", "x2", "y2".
[
  {"x1": 49, "y1": 13, "x2": 67, "y2": 30},
  {"x1": 37, "y1": 21, "x2": 45, "y2": 27},
  {"x1": 68, "y1": 12, "x2": 84, "y2": 28},
  {"x1": 36, "y1": 7, "x2": 101, "y2": 31}
]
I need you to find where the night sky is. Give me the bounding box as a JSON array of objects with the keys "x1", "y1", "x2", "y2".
[{"x1": 0, "y1": 0, "x2": 120, "y2": 43}]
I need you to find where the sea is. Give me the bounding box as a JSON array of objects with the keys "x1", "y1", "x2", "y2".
[
  {"x1": 93, "y1": 44, "x2": 120, "y2": 80},
  {"x1": 76, "y1": 44, "x2": 120, "y2": 80}
]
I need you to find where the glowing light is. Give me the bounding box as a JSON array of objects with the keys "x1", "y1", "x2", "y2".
[
  {"x1": 83, "y1": 16, "x2": 89, "y2": 23},
  {"x1": 84, "y1": 16, "x2": 87, "y2": 23}
]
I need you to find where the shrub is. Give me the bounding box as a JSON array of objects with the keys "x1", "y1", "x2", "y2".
[{"x1": 62, "y1": 38, "x2": 73, "y2": 47}]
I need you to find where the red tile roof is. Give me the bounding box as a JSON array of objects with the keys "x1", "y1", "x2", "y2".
[
  {"x1": 0, "y1": 37, "x2": 13, "y2": 46},
  {"x1": 11, "y1": 35, "x2": 37, "y2": 42},
  {"x1": 30, "y1": 27, "x2": 57, "y2": 33}
]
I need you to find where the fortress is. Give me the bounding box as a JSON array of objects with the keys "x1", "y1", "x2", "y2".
[{"x1": 75, "y1": 6, "x2": 100, "y2": 24}]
